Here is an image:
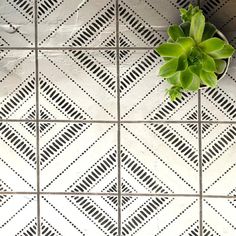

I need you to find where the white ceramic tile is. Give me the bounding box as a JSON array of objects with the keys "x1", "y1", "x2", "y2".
[
  {"x1": 121, "y1": 196, "x2": 199, "y2": 236},
  {"x1": 38, "y1": 50, "x2": 117, "y2": 120},
  {"x1": 40, "y1": 122, "x2": 117, "y2": 193},
  {"x1": 119, "y1": 0, "x2": 198, "y2": 47},
  {"x1": 0, "y1": 122, "x2": 36, "y2": 191},
  {"x1": 0, "y1": 50, "x2": 36, "y2": 119},
  {"x1": 202, "y1": 124, "x2": 236, "y2": 196},
  {"x1": 41, "y1": 195, "x2": 118, "y2": 236},
  {"x1": 38, "y1": 0, "x2": 116, "y2": 47},
  {"x1": 203, "y1": 198, "x2": 236, "y2": 236},
  {"x1": 120, "y1": 50, "x2": 199, "y2": 121},
  {"x1": 121, "y1": 123, "x2": 199, "y2": 194},
  {"x1": 0, "y1": 195, "x2": 37, "y2": 235},
  {"x1": 0, "y1": 0, "x2": 34, "y2": 47}
]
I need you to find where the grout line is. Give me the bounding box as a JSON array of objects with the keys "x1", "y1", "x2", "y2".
[
  {"x1": 0, "y1": 46, "x2": 156, "y2": 50},
  {"x1": 0, "y1": 191, "x2": 235, "y2": 198},
  {"x1": 1, "y1": 119, "x2": 235, "y2": 124},
  {"x1": 34, "y1": 0, "x2": 41, "y2": 235},
  {"x1": 198, "y1": 90, "x2": 203, "y2": 236},
  {"x1": 116, "y1": 0, "x2": 122, "y2": 235}
]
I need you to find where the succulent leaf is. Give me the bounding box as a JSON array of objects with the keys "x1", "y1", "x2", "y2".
[
  {"x1": 166, "y1": 86, "x2": 182, "y2": 101},
  {"x1": 159, "y1": 58, "x2": 179, "y2": 77},
  {"x1": 177, "y1": 55, "x2": 188, "y2": 71},
  {"x1": 168, "y1": 25, "x2": 185, "y2": 41},
  {"x1": 201, "y1": 54, "x2": 216, "y2": 72},
  {"x1": 209, "y1": 44, "x2": 235, "y2": 59},
  {"x1": 155, "y1": 43, "x2": 184, "y2": 57},
  {"x1": 187, "y1": 74, "x2": 201, "y2": 91},
  {"x1": 202, "y1": 22, "x2": 216, "y2": 41},
  {"x1": 214, "y1": 59, "x2": 227, "y2": 74},
  {"x1": 199, "y1": 37, "x2": 225, "y2": 53},
  {"x1": 200, "y1": 70, "x2": 217, "y2": 88},
  {"x1": 190, "y1": 12, "x2": 205, "y2": 43},
  {"x1": 166, "y1": 72, "x2": 181, "y2": 86},
  {"x1": 180, "y1": 22, "x2": 190, "y2": 36},
  {"x1": 180, "y1": 68, "x2": 193, "y2": 89},
  {"x1": 177, "y1": 37, "x2": 195, "y2": 55}
]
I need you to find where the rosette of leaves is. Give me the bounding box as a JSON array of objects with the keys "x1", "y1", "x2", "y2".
[{"x1": 155, "y1": 4, "x2": 235, "y2": 101}]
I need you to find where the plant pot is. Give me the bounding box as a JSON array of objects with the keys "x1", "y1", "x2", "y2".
[{"x1": 200, "y1": 30, "x2": 231, "y2": 89}]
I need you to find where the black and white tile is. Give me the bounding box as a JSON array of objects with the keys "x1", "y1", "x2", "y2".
[{"x1": 0, "y1": 0, "x2": 236, "y2": 236}]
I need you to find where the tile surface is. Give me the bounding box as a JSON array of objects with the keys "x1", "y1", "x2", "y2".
[
  {"x1": 202, "y1": 124, "x2": 236, "y2": 196},
  {"x1": 0, "y1": 0, "x2": 236, "y2": 236},
  {"x1": 0, "y1": 195, "x2": 37, "y2": 235},
  {"x1": 0, "y1": 122, "x2": 36, "y2": 191},
  {"x1": 0, "y1": 0, "x2": 35, "y2": 47},
  {"x1": 121, "y1": 196, "x2": 199, "y2": 236},
  {"x1": 203, "y1": 198, "x2": 236, "y2": 236},
  {"x1": 121, "y1": 123, "x2": 199, "y2": 194},
  {"x1": 38, "y1": 0, "x2": 116, "y2": 47},
  {"x1": 40, "y1": 123, "x2": 117, "y2": 192},
  {"x1": 38, "y1": 50, "x2": 117, "y2": 120},
  {"x1": 0, "y1": 50, "x2": 36, "y2": 119},
  {"x1": 41, "y1": 195, "x2": 118, "y2": 236}
]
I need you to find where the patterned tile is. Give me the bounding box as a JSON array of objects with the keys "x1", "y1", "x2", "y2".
[
  {"x1": 203, "y1": 198, "x2": 236, "y2": 236},
  {"x1": 40, "y1": 123, "x2": 117, "y2": 193},
  {"x1": 0, "y1": 0, "x2": 34, "y2": 47},
  {"x1": 202, "y1": 124, "x2": 236, "y2": 196},
  {"x1": 201, "y1": 31, "x2": 236, "y2": 121},
  {"x1": 41, "y1": 195, "x2": 118, "y2": 236},
  {"x1": 118, "y1": 0, "x2": 197, "y2": 47},
  {"x1": 38, "y1": 50, "x2": 117, "y2": 120},
  {"x1": 0, "y1": 50, "x2": 36, "y2": 119},
  {"x1": 0, "y1": 194, "x2": 37, "y2": 235},
  {"x1": 121, "y1": 196, "x2": 199, "y2": 236},
  {"x1": 38, "y1": 0, "x2": 116, "y2": 47},
  {"x1": 120, "y1": 50, "x2": 198, "y2": 121},
  {"x1": 201, "y1": 0, "x2": 236, "y2": 32},
  {"x1": 121, "y1": 123, "x2": 199, "y2": 194},
  {"x1": 0, "y1": 122, "x2": 36, "y2": 192}
]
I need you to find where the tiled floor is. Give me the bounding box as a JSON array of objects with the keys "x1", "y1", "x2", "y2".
[{"x1": 0, "y1": 0, "x2": 236, "y2": 235}]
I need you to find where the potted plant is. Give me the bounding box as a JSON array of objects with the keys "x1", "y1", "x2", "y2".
[{"x1": 155, "y1": 4, "x2": 235, "y2": 101}]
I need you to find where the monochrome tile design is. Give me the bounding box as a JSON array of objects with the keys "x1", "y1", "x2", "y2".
[
  {"x1": 0, "y1": 0, "x2": 236, "y2": 235},
  {"x1": 0, "y1": 0, "x2": 35, "y2": 47}
]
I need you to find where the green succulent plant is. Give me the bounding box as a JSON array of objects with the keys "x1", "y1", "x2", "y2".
[{"x1": 155, "y1": 4, "x2": 235, "y2": 101}]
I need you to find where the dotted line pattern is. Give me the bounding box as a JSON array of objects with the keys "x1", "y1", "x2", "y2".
[
  {"x1": 66, "y1": 195, "x2": 117, "y2": 236},
  {"x1": 145, "y1": 123, "x2": 199, "y2": 172},
  {"x1": 40, "y1": 51, "x2": 115, "y2": 119},
  {"x1": 42, "y1": 124, "x2": 115, "y2": 191},
  {"x1": 122, "y1": 125, "x2": 197, "y2": 192},
  {"x1": 121, "y1": 145, "x2": 173, "y2": 194},
  {"x1": 0, "y1": 156, "x2": 35, "y2": 190},
  {"x1": 42, "y1": 196, "x2": 85, "y2": 235}
]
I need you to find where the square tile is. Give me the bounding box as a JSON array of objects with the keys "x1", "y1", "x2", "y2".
[
  {"x1": 120, "y1": 50, "x2": 198, "y2": 121},
  {"x1": 0, "y1": 122, "x2": 36, "y2": 191},
  {"x1": 39, "y1": 50, "x2": 117, "y2": 120},
  {"x1": 0, "y1": 0, "x2": 34, "y2": 47},
  {"x1": 0, "y1": 194, "x2": 37, "y2": 235},
  {"x1": 121, "y1": 196, "x2": 199, "y2": 236},
  {"x1": 203, "y1": 198, "x2": 236, "y2": 235},
  {"x1": 40, "y1": 122, "x2": 117, "y2": 193},
  {"x1": 121, "y1": 123, "x2": 199, "y2": 194},
  {"x1": 119, "y1": 0, "x2": 197, "y2": 47},
  {"x1": 201, "y1": 0, "x2": 236, "y2": 32},
  {"x1": 41, "y1": 195, "x2": 118, "y2": 236},
  {"x1": 0, "y1": 50, "x2": 36, "y2": 119},
  {"x1": 202, "y1": 123, "x2": 236, "y2": 196},
  {"x1": 38, "y1": 0, "x2": 116, "y2": 47},
  {"x1": 201, "y1": 31, "x2": 236, "y2": 121}
]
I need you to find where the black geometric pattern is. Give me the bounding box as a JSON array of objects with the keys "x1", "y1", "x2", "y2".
[{"x1": 0, "y1": 0, "x2": 236, "y2": 235}]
